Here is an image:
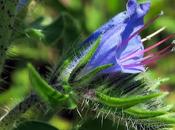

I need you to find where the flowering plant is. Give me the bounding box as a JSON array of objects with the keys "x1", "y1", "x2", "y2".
[{"x1": 0, "y1": 0, "x2": 175, "y2": 130}]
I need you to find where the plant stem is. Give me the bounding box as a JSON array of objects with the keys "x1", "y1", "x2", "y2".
[{"x1": 0, "y1": 0, "x2": 19, "y2": 75}]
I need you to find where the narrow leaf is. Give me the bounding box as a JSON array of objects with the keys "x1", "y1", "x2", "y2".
[
  {"x1": 96, "y1": 92, "x2": 162, "y2": 109},
  {"x1": 28, "y1": 63, "x2": 68, "y2": 107},
  {"x1": 125, "y1": 108, "x2": 167, "y2": 119}
]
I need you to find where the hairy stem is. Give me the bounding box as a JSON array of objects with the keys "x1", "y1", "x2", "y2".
[{"x1": 0, "y1": 0, "x2": 19, "y2": 75}]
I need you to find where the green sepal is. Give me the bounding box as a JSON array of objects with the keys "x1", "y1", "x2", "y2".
[
  {"x1": 72, "y1": 64, "x2": 113, "y2": 86},
  {"x1": 149, "y1": 114, "x2": 175, "y2": 128},
  {"x1": 96, "y1": 92, "x2": 162, "y2": 109},
  {"x1": 125, "y1": 108, "x2": 167, "y2": 119},
  {"x1": 62, "y1": 85, "x2": 77, "y2": 109},
  {"x1": 69, "y1": 37, "x2": 101, "y2": 83},
  {"x1": 28, "y1": 63, "x2": 68, "y2": 107},
  {"x1": 66, "y1": 98, "x2": 77, "y2": 110}
]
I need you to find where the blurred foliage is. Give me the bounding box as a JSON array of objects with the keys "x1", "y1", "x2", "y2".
[
  {"x1": 14, "y1": 121, "x2": 58, "y2": 130},
  {"x1": 0, "y1": 0, "x2": 175, "y2": 130}
]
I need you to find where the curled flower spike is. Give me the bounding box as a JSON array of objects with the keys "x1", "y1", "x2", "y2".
[{"x1": 82, "y1": 0, "x2": 174, "y2": 74}]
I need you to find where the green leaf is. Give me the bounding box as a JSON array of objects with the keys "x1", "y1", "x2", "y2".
[
  {"x1": 14, "y1": 121, "x2": 58, "y2": 130},
  {"x1": 96, "y1": 92, "x2": 162, "y2": 109},
  {"x1": 69, "y1": 37, "x2": 101, "y2": 83},
  {"x1": 25, "y1": 28, "x2": 45, "y2": 41},
  {"x1": 43, "y1": 13, "x2": 80, "y2": 47},
  {"x1": 43, "y1": 16, "x2": 63, "y2": 44},
  {"x1": 148, "y1": 115, "x2": 175, "y2": 128},
  {"x1": 28, "y1": 63, "x2": 68, "y2": 107},
  {"x1": 8, "y1": 45, "x2": 51, "y2": 61},
  {"x1": 125, "y1": 108, "x2": 167, "y2": 119}
]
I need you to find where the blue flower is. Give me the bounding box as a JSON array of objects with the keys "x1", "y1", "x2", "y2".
[
  {"x1": 82, "y1": 0, "x2": 151, "y2": 74},
  {"x1": 82, "y1": 0, "x2": 174, "y2": 75}
]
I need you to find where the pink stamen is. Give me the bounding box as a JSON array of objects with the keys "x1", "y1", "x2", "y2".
[
  {"x1": 123, "y1": 44, "x2": 173, "y2": 68},
  {"x1": 123, "y1": 53, "x2": 166, "y2": 68},
  {"x1": 141, "y1": 44, "x2": 173, "y2": 65},
  {"x1": 120, "y1": 34, "x2": 174, "y2": 63},
  {"x1": 141, "y1": 35, "x2": 174, "y2": 54},
  {"x1": 122, "y1": 54, "x2": 153, "y2": 66},
  {"x1": 141, "y1": 51, "x2": 170, "y2": 65},
  {"x1": 149, "y1": 44, "x2": 173, "y2": 56}
]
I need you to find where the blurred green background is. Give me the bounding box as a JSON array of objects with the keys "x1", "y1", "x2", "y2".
[{"x1": 1, "y1": 0, "x2": 175, "y2": 130}]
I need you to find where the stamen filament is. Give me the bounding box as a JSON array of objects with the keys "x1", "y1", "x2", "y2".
[
  {"x1": 141, "y1": 34, "x2": 174, "y2": 54},
  {"x1": 141, "y1": 26, "x2": 166, "y2": 42},
  {"x1": 120, "y1": 34, "x2": 174, "y2": 63},
  {"x1": 121, "y1": 11, "x2": 164, "y2": 45},
  {"x1": 123, "y1": 44, "x2": 173, "y2": 68},
  {"x1": 141, "y1": 51, "x2": 170, "y2": 65}
]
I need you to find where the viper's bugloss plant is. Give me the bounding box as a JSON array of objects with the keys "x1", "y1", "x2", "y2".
[
  {"x1": 81, "y1": 0, "x2": 174, "y2": 74},
  {"x1": 0, "y1": 0, "x2": 175, "y2": 130}
]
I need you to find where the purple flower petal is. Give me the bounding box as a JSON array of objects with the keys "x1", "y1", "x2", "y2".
[{"x1": 83, "y1": 0, "x2": 151, "y2": 74}]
